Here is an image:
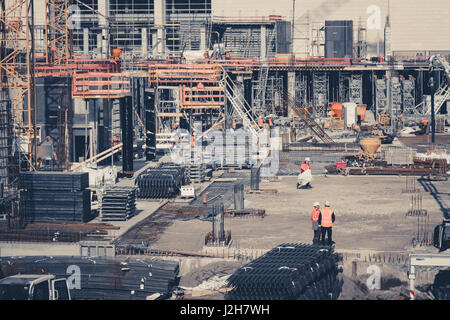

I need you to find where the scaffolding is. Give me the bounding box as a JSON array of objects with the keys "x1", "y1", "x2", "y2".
[
  {"x1": 110, "y1": 0, "x2": 154, "y2": 59},
  {"x1": 0, "y1": 0, "x2": 37, "y2": 175},
  {"x1": 0, "y1": 99, "x2": 12, "y2": 187},
  {"x1": 264, "y1": 76, "x2": 283, "y2": 116},
  {"x1": 375, "y1": 77, "x2": 388, "y2": 114},
  {"x1": 401, "y1": 76, "x2": 416, "y2": 115},
  {"x1": 165, "y1": 0, "x2": 211, "y2": 57},
  {"x1": 312, "y1": 72, "x2": 328, "y2": 115},
  {"x1": 295, "y1": 72, "x2": 308, "y2": 107},
  {"x1": 349, "y1": 73, "x2": 362, "y2": 105},
  {"x1": 45, "y1": 0, "x2": 73, "y2": 65}
]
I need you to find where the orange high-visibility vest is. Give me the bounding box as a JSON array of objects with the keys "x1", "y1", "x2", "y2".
[
  {"x1": 268, "y1": 117, "x2": 274, "y2": 127},
  {"x1": 321, "y1": 207, "x2": 334, "y2": 228},
  {"x1": 311, "y1": 207, "x2": 320, "y2": 222},
  {"x1": 257, "y1": 118, "x2": 264, "y2": 127},
  {"x1": 190, "y1": 135, "x2": 195, "y2": 147},
  {"x1": 300, "y1": 163, "x2": 310, "y2": 172}
]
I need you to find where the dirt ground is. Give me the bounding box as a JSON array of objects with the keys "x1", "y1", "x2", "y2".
[{"x1": 153, "y1": 174, "x2": 447, "y2": 254}]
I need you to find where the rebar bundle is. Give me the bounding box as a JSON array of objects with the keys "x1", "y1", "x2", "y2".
[
  {"x1": 225, "y1": 243, "x2": 343, "y2": 300},
  {"x1": 19, "y1": 172, "x2": 91, "y2": 223},
  {"x1": 0, "y1": 256, "x2": 179, "y2": 300},
  {"x1": 135, "y1": 165, "x2": 185, "y2": 199},
  {"x1": 101, "y1": 186, "x2": 137, "y2": 221}
]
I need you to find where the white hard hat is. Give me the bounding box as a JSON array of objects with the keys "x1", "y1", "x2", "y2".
[
  {"x1": 325, "y1": 200, "x2": 330, "y2": 206},
  {"x1": 305, "y1": 157, "x2": 311, "y2": 162},
  {"x1": 313, "y1": 202, "x2": 320, "y2": 207}
]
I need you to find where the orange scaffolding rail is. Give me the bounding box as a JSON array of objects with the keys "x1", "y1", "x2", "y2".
[
  {"x1": 72, "y1": 71, "x2": 130, "y2": 98},
  {"x1": 181, "y1": 85, "x2": 225, "y2": 108},
  {"x1": 148, "y1": 63, "x2": 222, "y2": 84},
  {"x1": 35, "y1": 59, "x2": 121, "y2": 77}
]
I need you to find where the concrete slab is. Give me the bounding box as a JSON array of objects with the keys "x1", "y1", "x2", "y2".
[{"x1": 153, "y1": 175, "x2": 447, "y2": 254}]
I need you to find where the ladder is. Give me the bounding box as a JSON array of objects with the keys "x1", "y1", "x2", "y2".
[
  {"x1": 428, "y1": 55, "x2": 450, "y2": 114},
  {"x1": 219, "y1": 70, "x2": 260, "y2": 138},
  {"x1": 426, "y1": 84, "x2": 450, "y2": 115},
  {"x1": 252, "y1": 28, "x2": 276, "y2": 115},
  {"x1": 253, "y1": 62, "x2": 269, "y2": 116},
  {"x1": 285, "y1": 92, "x2": 335, "y2": 145}
]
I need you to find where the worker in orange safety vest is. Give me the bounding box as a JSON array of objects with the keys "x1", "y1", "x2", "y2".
[
  {"x1": 311, "y1": 202, "x2": 321, "y2": 245},
  {"x1": 318, "y1": 200, "x2": 336, "y2": 246},
  {"x1": 257, "y1": 116, "x2": 264, "y2": 128},
  {"x1": 267, "y1": 115, "x2": 274, "y2": 127},
  {"x1": 300, "y1": 157, "x2": 310, "y2": 173}
]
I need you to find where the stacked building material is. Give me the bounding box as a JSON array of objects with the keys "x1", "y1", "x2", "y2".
[
  {"x1": 19, "y1": 172, "x2": 91, "y2": 223},
  {"x1": 383, "y1": 147, "x2": 414, "y2": 165},
  {"x1": 0, "y1": 256, "x2": 179, "y2": 300},
  {"x1": 100, "y1": 186, "x2": 137, "y2": 221},
  {"x1": 135, "y1": 165, "x2": 184, "y2": 199},
  {"x1": 225, "y1": 243, "x2": 343, "y2": 300},
  {"x1": 186, "y1": 164, "x2": 205, "y2": 183}
]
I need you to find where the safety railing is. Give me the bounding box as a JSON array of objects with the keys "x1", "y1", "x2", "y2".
[
  {"x1": 72, "y1": 71, "x2": 130, "y2": 98},
  {"x1": 181, "y1": 85, "x2": 225, "y2": 108}
]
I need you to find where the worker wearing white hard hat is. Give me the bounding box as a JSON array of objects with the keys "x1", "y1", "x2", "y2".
[
  {"x1": 311, "y1": 202, "x2": 321, "y2": 245},
  {"x1": 318, "y1": 200, "x2": 336, "y2": 246},
  {"x1": 297, "y1": 157, "x2": 313, "y2": 189}
]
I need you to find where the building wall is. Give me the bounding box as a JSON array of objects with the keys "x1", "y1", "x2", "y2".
[{"x1": 212, "y1": 0, "x2": 450, "y2": 55}]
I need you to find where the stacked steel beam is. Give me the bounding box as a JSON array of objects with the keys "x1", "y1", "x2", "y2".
[
  {"x1": 19, "y1": 172, "x2": 91, "y2": 223},
  {"x1": 226, "y1": 243, "x2": 343, "y2": 300},
  {"x1": 100, "y1": 186, "x2": 137, "y2": 221},
  {"x1": 0, "y1": 256, "x2": 179, "y2": 300},
  {"x1": 135, "y1": 165, "x2": 185, "y2": 199}
]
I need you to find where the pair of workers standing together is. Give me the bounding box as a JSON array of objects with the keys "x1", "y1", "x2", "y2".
[{"x1": 311, "y1": 201, "x2": 335, "y2": 246}]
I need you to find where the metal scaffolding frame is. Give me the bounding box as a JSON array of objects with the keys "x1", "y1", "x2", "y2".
[
  {"x1": 349, "y1": 73, "x2": 362, "y2": 105},
  {"x1": 264, "y1": 75, "x2": 283, "y2": 116},
  {"x1": 295, "y1": 72, "x2": 307, "y2": 107},
  {"x1": 312, "y1": 71, "x2": 328, "y2": 116},
  {"x1": 375, "y1": 77, "x2": 388, "y2": 114},
  {"x1": 401, "y1": 76, "x2": 416, "y2": 115},
  {"x1": 45, "y1": 0, "x2": 73, "y2": 65},
  {"x1": 391, "y1": 76, "x2": 402, "y2": 115},
  {"x1": 0, "y1": 0, "x2": 37, "y2": 176}
]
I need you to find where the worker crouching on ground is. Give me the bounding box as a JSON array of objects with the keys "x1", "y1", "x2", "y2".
[
  {"x1": 318, "y1": 200, "x2": 335, "y2": 245},
  {"x1": 311, "y1": 202, "x2": 321, "y2": 245},
  {"x1": 297, "y1": 157, "x2": 312, "y2": 189}
]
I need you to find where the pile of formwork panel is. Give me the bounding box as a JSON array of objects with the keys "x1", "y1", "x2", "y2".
[
  {"x1": 186, "y1": 164, "x2": 205, "y2": 183},
  {"x1": 225, "y1": 243, "x2": 343, "y2": 300},
  {"x1": 135, "y1": 164, "x2": 185, "y2": 199},
  {"x1": 100, "y1": 186, "x2": 137, "y2": 221},
  {"x1": 0, "y1": 256, "x2": 179, "y2": 300},
  {"x1": 19, "y1": 172, "x2": 91, "y2": 223}
]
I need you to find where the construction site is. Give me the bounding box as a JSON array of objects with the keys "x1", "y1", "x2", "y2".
[{"x1": 0, "y1": 0, "x2": 449, "y2": 301}]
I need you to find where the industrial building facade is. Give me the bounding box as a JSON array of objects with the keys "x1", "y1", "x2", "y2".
[{"x1": 1, "y1": 0, "x2": 449, "y2": 186}]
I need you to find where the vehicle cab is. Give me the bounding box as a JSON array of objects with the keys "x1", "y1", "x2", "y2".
[{"x1": 0, "y1": 274, "x2": 71, "y2": 300}]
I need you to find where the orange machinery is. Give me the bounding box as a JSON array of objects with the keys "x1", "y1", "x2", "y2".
[
  {"x1": 329, "y1": 103, "x2": 367, "y2": 121},
  {"x1": 329, "y1": 102, "x2": 343, "y2": 118}
]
